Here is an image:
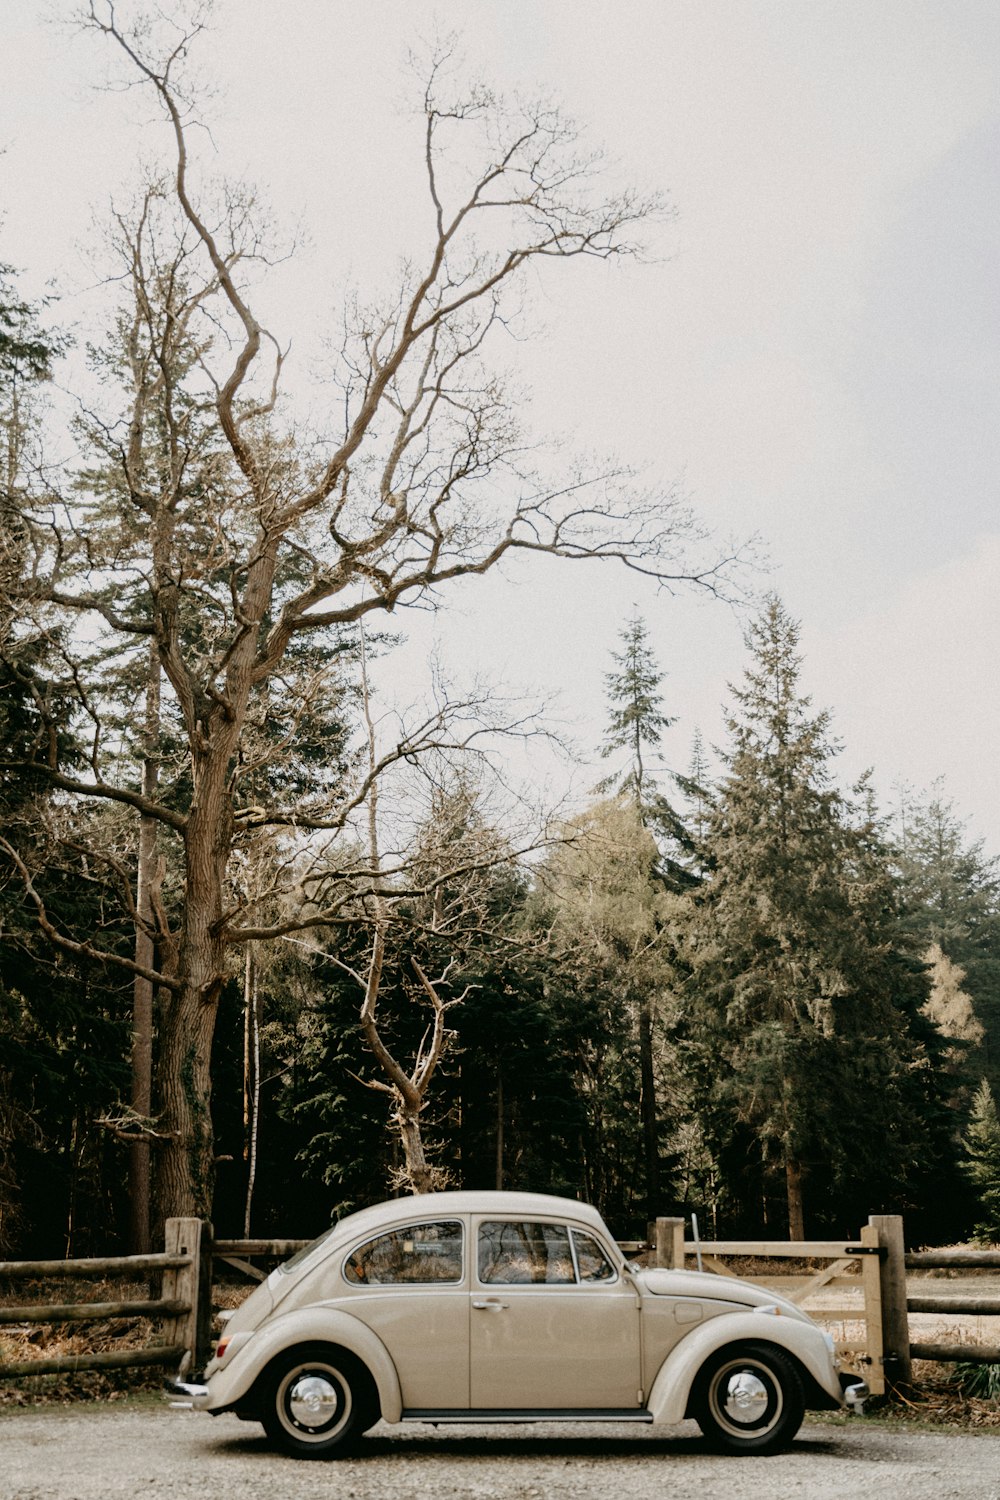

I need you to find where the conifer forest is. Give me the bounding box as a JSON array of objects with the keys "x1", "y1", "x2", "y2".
[{"x1": 2, "y1": 6, "x2": 999, "y2": 1260}]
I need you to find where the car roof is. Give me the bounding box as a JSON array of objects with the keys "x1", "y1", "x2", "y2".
[{"x1": 332, "y1": 1190, "x2": 609, "y2": 1241}]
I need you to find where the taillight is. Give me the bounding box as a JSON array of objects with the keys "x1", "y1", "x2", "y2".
[{"x1": 215, "y1": 1337, "x2": 230, "y2": 1361}]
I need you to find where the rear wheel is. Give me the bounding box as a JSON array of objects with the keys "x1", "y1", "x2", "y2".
[
  {"x1": 261, "y1": 1344, "x2": 376, "y2": 1459},
  {"x1": 692, "y1": 1342, "x2": 804, "y2": 1454}
]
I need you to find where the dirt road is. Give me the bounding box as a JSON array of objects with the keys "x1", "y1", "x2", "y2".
[{"x1": 2, "y1": 1405, "x2": 1000, "y2": 1500}]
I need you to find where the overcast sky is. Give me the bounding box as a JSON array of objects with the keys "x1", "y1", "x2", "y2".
[{"x1": 5, "y1": 1, "x2": 999, "y2": 850}]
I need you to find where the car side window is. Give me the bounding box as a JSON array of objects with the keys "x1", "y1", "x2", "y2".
[
  {"x1": 344, "y1": 1220, "x2": 463, "y2": 1285},
  {"x1": 478, "y1": 1220, "x2": 575, "y2": 1284},
  {"x1": 572, "y1": 1229, "x2": 617, "y2": 1282}
]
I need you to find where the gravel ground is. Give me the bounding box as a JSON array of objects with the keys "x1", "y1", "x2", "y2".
[{"x1": 2, "y1": 1406, "x2": 1000, "y2": 1500}]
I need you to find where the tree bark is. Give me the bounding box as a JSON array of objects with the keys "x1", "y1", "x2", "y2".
[
  {"x1": 154, "y1": 764, "x2": 234, "y2": 1222},
  {"x1": 128, "y1": 640, "x2": 160, "y2": 1255},
  {"x1": 243, "y1": 945, "x2": 261, "y2": 1237},
  {"x1": 128, "y1": 824, "x2": 154, "y2": 1255},
  {"x1": 638, "y1": 991, "x2": 660, "y2": 1220},
  {"x1": 785, "y1": 1153, "x2": 805, "y2": 1240},
  {"x1": 398, "y1": 1106, "x2": 437, "y2": 1195}
]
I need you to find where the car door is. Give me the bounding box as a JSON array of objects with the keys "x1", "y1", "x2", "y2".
[
  {"x1": 337, "y1": 1217, "x2": 469, "y2": 1409},
  {"x1": 469, "y1": 1217, "x2": 641, "y2": 1410}
]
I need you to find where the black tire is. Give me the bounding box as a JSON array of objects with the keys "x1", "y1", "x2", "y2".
[
  {"x1": 260, "y1": 1344, "x2": 378, "y2": 1459},
  {"x1": 691, "y1": 1341, "x2": 805, "y2": 1455}
]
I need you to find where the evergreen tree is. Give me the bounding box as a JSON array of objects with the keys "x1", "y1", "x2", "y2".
[
  {"x1": 532, "y1": 797, "x2": 688, "y2": 1224},
  {"x1": 593, "y1": 615, "x2": 699, "y2": 1218},
  {"x1": 599, "y1": 616, "x2": 674, "y2": 801},
  {"x1": 686, "y1": 596, "x2": 955, "y2": 1237},
  {"x1": 0, "y1": 271, "x2": 135, "y2": 1256},
  {"x1": 598, "y1": 614, "x2": 692, "y2": 869},
  {"x1": 962, "y1": 1080, "x2": 1000, "y2": 1244},
  {"x1": 895, "y1": 784, "x2": 1000, "y2": 1096},
  {"x1": 0, "y1": 262, "x2": 66, "y2": 501},
  {"x1": 677, "y1": 727, "x2": 715, "y2": 878}
]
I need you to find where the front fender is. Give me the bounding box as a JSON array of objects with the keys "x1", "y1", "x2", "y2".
[
  {"x1": 648, "y1": 1312, "x2": 842, "y2": 1425},
  {"x1": 198, "y1": 1305, "x2": 403, "y2": 1423}
]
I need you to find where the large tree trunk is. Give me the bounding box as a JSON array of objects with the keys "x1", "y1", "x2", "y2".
[
  {"x1": 785, "y1": 1154, "x2": 805, "y2": 1240},
  {"x1": 128, "y1": 813, "x2": 155, "y2": 1254},
  {"x1": 154, "y1": 782, "x2": 232, "y2": 1223},
  {"x1": 243, "y1": 944, "x2": 261, "y2": 1237},
  {"x1": 128, "y1": 642, "x2": 160, "y2": 1254},
  {"x1": 397, "y1": 1105, "x2": 437, "y2": 1195},
  {"x1": 638, "y1": 991, "x2": 660, "y2": 1220}
]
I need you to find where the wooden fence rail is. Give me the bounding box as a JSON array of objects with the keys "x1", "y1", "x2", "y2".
[
  {"x1": 902, "y1": 1247, "x2": 1000, "y2": 1368},
  {"x1": 655, "y1": 1215, "x2": 1000, "y2": 1386},
  {"x1": 0, "y1": 1217, "x2": 207, "y2": 1380},
  {"x1": 644, "y1": 1215, "x2": 891, "y2": 1395}
]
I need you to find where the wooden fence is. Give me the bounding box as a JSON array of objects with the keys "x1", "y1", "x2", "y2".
[
  {"x1": 904, "y1": 1247, "x2": 1000, "y2": 1371},
  {"x1": 642, "y1": 1215, "x2": 891, "y2": 1394},
  {"x1": 3, "y1": 1213, "x2": 1000, "y2": 1390},
  {"x1": 0, "y1": 1218, "x2": 211, "y2": 1379},
  {"x1": 648, "y1": 1213, "x2": 1000, "y2": 1391}
]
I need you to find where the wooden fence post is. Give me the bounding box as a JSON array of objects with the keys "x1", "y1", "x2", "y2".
[
  {"x1": 859, "y1": 1222, "x2": 886, "y2": 1396},
  {"x1": 162, "y1": 1218, "x2": 213, "y2": 1371},
  {"x1": 648, "y1": 1217, "x2": 685, "y2": 1268},
  {"x1": 869, "y1": 1213, "x2": 911, "y2": 1389}
]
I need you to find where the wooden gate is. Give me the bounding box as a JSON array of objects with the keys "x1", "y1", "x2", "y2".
[{"x1": 644, "y1": 1215, "x2": 892, "y2": 1393}]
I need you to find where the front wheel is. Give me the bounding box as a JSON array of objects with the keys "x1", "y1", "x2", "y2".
[
  {"x1": 261, "y1": 1344, "x2": 376, "y2": 1459},
  {"x1": 692, "y1": 1342, "x2": 805, "y2": 1454}
]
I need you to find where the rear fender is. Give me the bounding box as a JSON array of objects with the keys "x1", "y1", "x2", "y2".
[
  {"x1": 648, "y1": 1312, "x2": 842, "y2": 1424},
  {"x1": 199, "y1": 1306, "x2": 403, "y2": 1423}
]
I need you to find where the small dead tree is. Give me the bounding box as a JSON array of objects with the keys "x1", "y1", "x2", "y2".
[{"x1": 360, "y1": 945, "x2": 459, "y2": 1195}]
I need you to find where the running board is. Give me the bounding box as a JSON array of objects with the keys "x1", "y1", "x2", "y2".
[{"x1": 402, "y1": 1408, "x2": 654, "y2": 1424}]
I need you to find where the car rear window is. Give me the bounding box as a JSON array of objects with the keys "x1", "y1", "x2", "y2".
[{"x1": 344, "y1": 1221, "x2": 464, "y2": 1284}]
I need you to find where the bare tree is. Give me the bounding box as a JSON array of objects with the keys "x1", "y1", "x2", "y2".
[{"x1": 2, "y1": 3, "x2": 746, "y2": 1221}]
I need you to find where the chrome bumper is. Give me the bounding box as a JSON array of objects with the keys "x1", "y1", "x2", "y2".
[
  {"x1": 842, "y1": 1379, "x2": 869, "y2": 1413},
  {"x1": 164, "y1": 1374, "x2": 209, "y2": 1408}
]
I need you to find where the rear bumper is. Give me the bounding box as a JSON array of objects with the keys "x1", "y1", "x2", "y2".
[
  {"x1": 164, "y1": 1375, "x2": 210, "y2": 1408},
  {"x1": 840, "y1": 1374, "x2": 869, "y2": 1412}
]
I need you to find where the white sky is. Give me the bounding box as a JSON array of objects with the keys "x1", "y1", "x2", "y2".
[{"x1": 4, "y1": 1, "x2": 999, "y2": 850}]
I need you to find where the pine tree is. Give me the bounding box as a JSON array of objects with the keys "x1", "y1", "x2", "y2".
[
  {"x1": 594, "y1": 616, "x2": 694, "y2": 1217},
  {"x1": 598, "y1": 615, "x2": 692, "y2": 867},
  {"x1": 688, "y1": 596, "x2": 953, "y2": 1236},
  {"x1": 962, "y1": 1081, "x2": 1000, "y2": 1244},
  {"x1": 599, "y1": 616, "x2": 674, "y2": 803},
  {"x1": 534, "y1": 797, "x2": 688, "y2": 1222},
  {"x1": 895, "y1": 784, "x2": 1000, "y2": 1096},
  {"x1": 677, "y1": 727, "x2": 715, "y2": 877}
]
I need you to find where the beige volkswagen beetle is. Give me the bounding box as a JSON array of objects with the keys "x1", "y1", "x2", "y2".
[{"x1": 169, "y1": 1191, "x2": 866, "y2": 1458}]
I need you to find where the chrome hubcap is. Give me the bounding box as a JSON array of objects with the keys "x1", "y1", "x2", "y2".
[
  {"x1": 722, "y1": 1371, "x2": 770, "y2": 1425},
  {"x1": 288, "y1": 1373, "x2": 341, "y2": 1431}
]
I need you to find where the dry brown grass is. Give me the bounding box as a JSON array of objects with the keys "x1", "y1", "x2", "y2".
[{"x1": 0, "y1": 1277, "x2": 166, "y2": 1406}]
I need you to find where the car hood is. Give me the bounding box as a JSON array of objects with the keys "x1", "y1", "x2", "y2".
[{"x1": 637, "y1": 1267, "x2": 809, "y2": 1318}]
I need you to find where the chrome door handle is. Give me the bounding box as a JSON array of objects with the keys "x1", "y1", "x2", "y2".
[{"x1": 472, "y1": 1299, "x2": 508, "y2": 1310}]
